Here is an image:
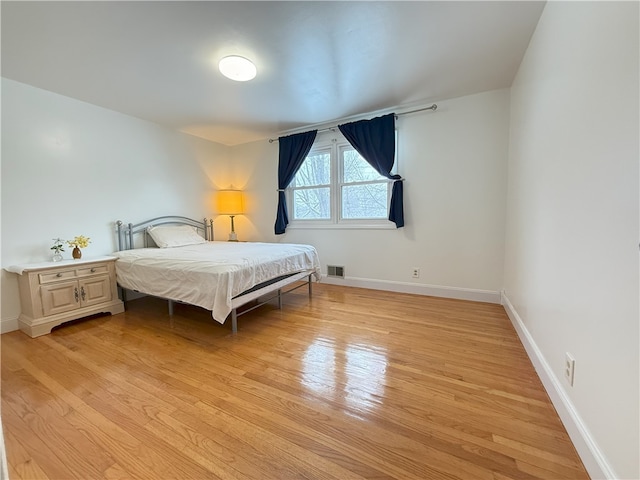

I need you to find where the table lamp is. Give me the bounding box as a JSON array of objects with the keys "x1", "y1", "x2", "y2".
[{"x1": 217, "y1": 189, "x2": 244, "y2": 241}]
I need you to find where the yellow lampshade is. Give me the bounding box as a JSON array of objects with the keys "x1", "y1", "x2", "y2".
[{"x1": 217, "y1": 190, "x2": 244, "y2": 215}]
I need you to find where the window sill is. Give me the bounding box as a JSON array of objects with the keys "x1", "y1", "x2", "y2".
[{"x1": 286, "y1": 222, "x2": 396, "y2": 230}]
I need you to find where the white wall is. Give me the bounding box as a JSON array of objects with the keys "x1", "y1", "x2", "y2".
[
  {"x1": 223, "y1": 137, "x2": 280, "y2": 242},
  {"x1": 503, "y1": 2, "x2": 639, "y2": 479},
  {"x1": 230, "y1": 89, "x2": 510, "y2": 302},
  {"x1": 1, "y1": 78, "x2": 230, "y2": 329}
]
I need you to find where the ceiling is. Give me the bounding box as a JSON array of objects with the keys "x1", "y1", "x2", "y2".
[{"x1": 1, "y1": 1, "x2": 545, "y2": 146}]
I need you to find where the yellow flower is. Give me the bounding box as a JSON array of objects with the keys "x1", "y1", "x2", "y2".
[{"x1": 67, "y1": 235, "x2": 91, "y2": 249}]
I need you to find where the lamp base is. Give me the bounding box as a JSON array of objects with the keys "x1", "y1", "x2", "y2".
[{"x1": 228, "y1": 215, "x2": 238, "y2": 241}]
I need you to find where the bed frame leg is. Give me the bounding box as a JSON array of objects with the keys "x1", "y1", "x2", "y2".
[
  {"x1": 308, "y1": 274, "x2": 312, "y2": 298},
  {"x1": 231, "y1": 309, "x2": 238, "y2": 334},
  {"x1": 168, "y1": 300, "x2": 175, "y2": 328},
  {"x1": 277, "y1": 289, "x2": 282, "y2": 309}
]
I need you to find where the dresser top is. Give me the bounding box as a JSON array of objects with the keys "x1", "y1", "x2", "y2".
[{"x1": 5, "y1": 256, "x2": 118, "y2": 275}]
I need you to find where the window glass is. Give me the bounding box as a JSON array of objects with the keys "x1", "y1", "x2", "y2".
[
  {"x1": 293, "y1": 151, "x2": 330, "y2": 187},
  {"x1": 342, "y1": 183, "x2": 388, "y2": 219},
  {"x1": 342, "y1": 149, "x2": 384, "y2": 183},
  {"x1": 293, "y1": 188, "x2": 331, "y2": 219}
]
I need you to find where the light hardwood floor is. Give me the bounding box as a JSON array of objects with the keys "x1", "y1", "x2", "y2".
[{"x1": 1, "y1": 283, "x2": 589, "y2": 479}]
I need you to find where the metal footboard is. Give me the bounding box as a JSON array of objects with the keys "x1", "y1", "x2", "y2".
[{"x1": 230, "y1": 273, "x2": 313, "y2": 334}]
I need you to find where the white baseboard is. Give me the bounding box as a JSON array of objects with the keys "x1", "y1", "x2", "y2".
[
  {"x1": 321, "y1": 275, "x2": 501, "y2": 304},
  {"x1": 501, "y1": 291, "x2": 616, "y2": 480},
  {"x1": 0, "y1": 316, "x2": 19, "y2": 334}
]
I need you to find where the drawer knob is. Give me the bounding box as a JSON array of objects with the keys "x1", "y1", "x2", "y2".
[
  {"x1": 56, "y1": 273, "x2": 62, "y2": 277},
  {"x1": 90, "y1": 268, "x2": 96, "y2": 273}
]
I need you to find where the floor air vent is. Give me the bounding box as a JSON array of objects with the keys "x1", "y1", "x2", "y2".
[{"x1": 327, "y1": 265, "x2": 345, "y2": 278}]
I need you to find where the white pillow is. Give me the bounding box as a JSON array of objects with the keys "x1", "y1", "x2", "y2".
[{"x1": 147, "y1": 225, "x2": 206, "y2": 248}]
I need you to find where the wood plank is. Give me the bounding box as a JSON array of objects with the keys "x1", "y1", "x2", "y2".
[
  {"x1": 1, "y1": 399, "x2": 77, "y2": 480},
  {"x1": 1, "y1": 283, "x2": 589, "y2": 479},
  {"x1": 3, "y1": 429, "x2": 51, "y2": 480}
]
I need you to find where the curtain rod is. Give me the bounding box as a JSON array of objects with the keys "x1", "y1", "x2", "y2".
[{"x1": 267, "y1": 103, "x2": 437, "y2": 143}]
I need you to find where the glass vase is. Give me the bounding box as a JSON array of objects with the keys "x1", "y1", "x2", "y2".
[
  {"x1": 72, "y1": 247, "x2": 82, "y2": 259},
  {"x1": 52, "y1": 252, "x2": 63, "y2": 262}
]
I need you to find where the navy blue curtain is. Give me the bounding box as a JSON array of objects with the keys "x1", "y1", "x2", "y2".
[
  {"x1": 274, "y1": 130, "x2": 318, "y2": 235},
  {"x1": 338, "y1": 113, "x2": 404, "y2": 228}
]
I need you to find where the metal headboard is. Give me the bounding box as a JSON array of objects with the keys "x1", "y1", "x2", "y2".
[{"x1": 115, "y1": 216, "x2": 214, "y2": 251}]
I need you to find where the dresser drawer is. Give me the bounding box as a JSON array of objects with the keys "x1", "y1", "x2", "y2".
[
  {"x1": 77, "y1": 264, "x2": 109, "y2": 277},
  {"x1": 39, "y1": 269, "x2": 76, "y2": 284}
]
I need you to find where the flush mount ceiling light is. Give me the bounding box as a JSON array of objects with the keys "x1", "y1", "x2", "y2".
[{"x1": 218, "y1": 55, "x2": 257, "y2": 82}]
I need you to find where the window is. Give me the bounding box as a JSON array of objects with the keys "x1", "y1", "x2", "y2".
[
  {"x1": 340, "y1": 146, "x2": 388, "y2": 219},
  {"x1": 288, "y1": 137, "x2": 395, "y2": 227},
  {"x1": 291, "y1": 149, "x2": 331, "y2": 220}
]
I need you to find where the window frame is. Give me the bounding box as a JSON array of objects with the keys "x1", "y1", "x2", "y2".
[{"x1": 286, "y1": 135, "x2": 397, "y2": 229}]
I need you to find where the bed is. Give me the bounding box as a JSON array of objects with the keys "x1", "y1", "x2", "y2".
[{"x1": 114, "y1": 216, "x2": 321, "y2": 333}]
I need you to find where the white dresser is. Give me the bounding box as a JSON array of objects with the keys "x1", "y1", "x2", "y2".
[{"x1": 6, "y1": 256, "x2": 125, "y2": 337}]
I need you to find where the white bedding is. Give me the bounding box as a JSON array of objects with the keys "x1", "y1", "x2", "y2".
[{"x1": 113, "y1": 241, "x2": 321, "y2": 323}]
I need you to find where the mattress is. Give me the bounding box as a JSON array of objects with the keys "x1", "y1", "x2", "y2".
[{"x1": 113, "y1": 241, "x2": 321, "y2": 322}]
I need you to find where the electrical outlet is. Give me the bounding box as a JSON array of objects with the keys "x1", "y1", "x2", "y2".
[
  {"x1": 412, "y1": 267, "x2": 420, "y2": 278},
  {"x1": 564, "y1": 352, "x2": 575, "y2": 386}
]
